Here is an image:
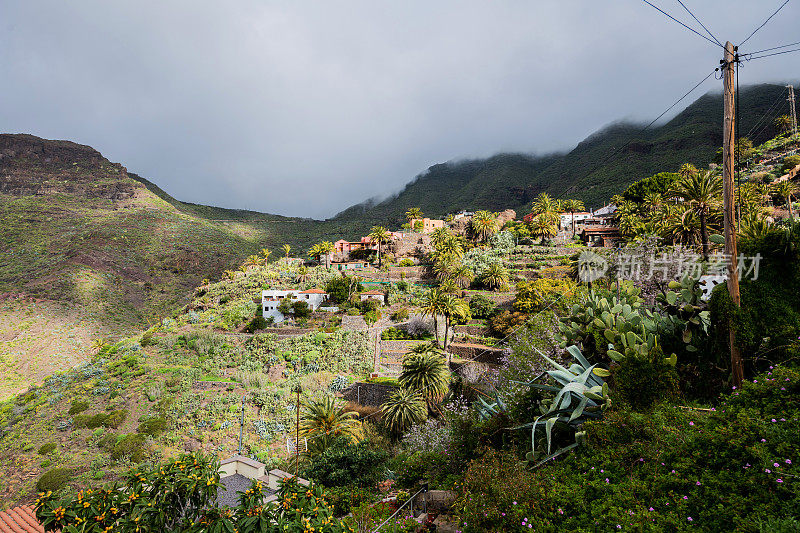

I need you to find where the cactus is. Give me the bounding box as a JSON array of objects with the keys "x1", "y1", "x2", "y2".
[{"x1": 656, "y1": 274, "x2": 710, "y2": 354}]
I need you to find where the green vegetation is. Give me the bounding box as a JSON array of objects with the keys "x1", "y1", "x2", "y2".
[{"x1": 36, "y1": 468, "x2": 73, "y2": 493}]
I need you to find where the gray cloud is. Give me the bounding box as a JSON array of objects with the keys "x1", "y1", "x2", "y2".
[{"x1": 0, "y1": 1, "x2": 797, "y2": 218}]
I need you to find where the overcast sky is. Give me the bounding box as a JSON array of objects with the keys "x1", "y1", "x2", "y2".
[{"x1": 1, "y1": 1, "x2": 797, "y2": 218}]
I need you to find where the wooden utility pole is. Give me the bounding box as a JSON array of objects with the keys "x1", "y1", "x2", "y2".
[{"x1": 722, "y1": 41, "x2": 744, "y2": 388}]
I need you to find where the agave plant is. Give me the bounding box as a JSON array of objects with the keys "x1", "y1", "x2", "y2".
[{"x1": 514, "y1": 346, "x2": 611, "y2": 465}]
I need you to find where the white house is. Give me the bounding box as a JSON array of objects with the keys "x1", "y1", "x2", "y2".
[
  {"x1": 559, "y1": 211, "x2": 592, "y2": 229},
  {"x1": 359, "y1": 290, "x2": 386, "y2": 305},
  {"x1": 262, "y1": 289, "x2": 329, "y2": 323}
]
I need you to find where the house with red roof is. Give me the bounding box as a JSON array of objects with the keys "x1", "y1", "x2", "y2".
[{"x1": 0, "y1": 505, "x2": 51, "y2": 533}]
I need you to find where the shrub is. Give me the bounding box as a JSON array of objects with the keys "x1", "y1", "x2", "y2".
[
  {"x1": 780, "y1": 154, "x2": 800, "y2": 173},
  {"x1": 38, "y1": 442, "x2": 56, "y2": 455},
  {"x1": 398, "y1": 258, "x2": 415, "y2": 267},
  {"x1": 137, "y1": 416, "x2": 168, "y2": 437},
  {"x1": 469, "y1": 294, "x2": 498, "y2": 319},
  {"x1": 326, "y1": 276, "x2": 364, "y2": 304},
  {"x1": 303, "y1": 436, "x2": 388, "y2": 488},
  {"x1": 97, "y1": 433, "x2": 117, "y2": 450},
  {"x1": 292, "y1": 300, "x2": 311, "y2": 319},
  {"x1": 513, "y1": 278, "x2": 576, "y2": 313},
  {"x1": 245, "y1": 315, "x2": 268, "y2": 333},
  {"x1": 490, "y1": 311, "x2": 528, "y2": 337},
  {"x1": 395, "y1": 281, "x2": 409, "y2": 292},
  {"x1": 105, "y1": 409, "x2": 128, "y2": 429},
  {"x1": 612, "y1": 358, "x2": 680, "y2": 409},
  {"x1": 324, "y1": 486, "x2": 375, "y2": 516},
  {"x1": 68, "y1": 399, "x2": 89, "y2": 416},
  {"x1": 111, "y1": 434, "x2": 147, "y2": 462},
  {"x1": 391, "y1": 308, "x2": 409, "y2": 322},
  {"x1": 36, "y1": 468, "x2": 73, "y2": 493},
  {"x1": 75, "y1": 410, "x2": 127, "y2": 429}
]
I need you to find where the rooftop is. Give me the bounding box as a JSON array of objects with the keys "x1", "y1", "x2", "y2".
[
  {"x1": 299, "y1": 289, "x2": 327, "y2": 294},
  {"x1": 0, "y1": 506, "x2": 49, "y2": 533}
]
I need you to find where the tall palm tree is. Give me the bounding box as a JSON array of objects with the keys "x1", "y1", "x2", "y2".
[
  {"x1": 420, "y1": 288, "x2": 447, "y2": 347},
  {"x1": 668, "y1": 170, "x2": 722, "y2": 260},
  {"x1": 318, "y1": 241, "x2": 334, "y2": 269},
  {"x1": 470, "y1": 210, "x2": 499, "y2": 244},
  {"x1": 528, "y1": 215, "x2": 558, "y2": 243},
  {"x1": 480, "y1": 263, "x2": 509, "y2": 291},
  {"x1": 529, "y1": 193, "x2": 561, "y2": 226},
  {"x1": 405, "y1": 207, "x2": 423, "y2": 224},
  {"x1": 399, "y1": 350, "x2": 450, "y2": 408},
  {"x1": 661, "y1": 209, "x2": 702, "y2": 246},
  {"x1": 441, "y1": 294, "x2": 470, "y2": 354},
  {"x1": 772, "y1": 180, "x2": 799, "y2": 219},
  {"x1": 299, "y1": 395, "x2": 363, "y2": 451},
  {"x1": 561, "y1": 198, "x2": 585, "y2": 236},
  {"x1": 282, "y1": 244, "x2": 292, "y2": 259},
  {"x1": 643, "y1": 192, "x2": 664, "y2": 215},
  {"x1": 307, "y1": 243, "x2": 322, "y2": 263},
  {"x1": 260, "y1": 248, "x2": 271, "y2": 264},
  {"x1": 381, "y1": 388, "x2": 427, "y2": 438},
  {"x1": 368, "y1": 226, "x2": 391, "y2": 268}
]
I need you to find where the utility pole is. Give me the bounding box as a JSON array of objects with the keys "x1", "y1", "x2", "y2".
[
  {"x1": 722, "y1": 41, "x2": 744, "y2": 389},
  {"x1": 787, "y1": 85, "x2": 798, "y2": 135}
]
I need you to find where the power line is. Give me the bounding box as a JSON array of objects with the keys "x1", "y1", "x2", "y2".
[
  {"x1": 748, "y1": 47, "x2": 800, "y2": 61},
  {"x1": 743, "y1": 86, "x2": 786, "y2": 139},
  {"x1": 639, "y1": 0, "x2": 723, "y2": 48},
  {"x1": 675, "y1": 0, "x2": 723, "y2": 47},
  {"x1": 740, "y1": 0, "x2": 791, "y2": 47},
  {"x1": 745, "y1": 40, "x2": 800, "y2": 56}
]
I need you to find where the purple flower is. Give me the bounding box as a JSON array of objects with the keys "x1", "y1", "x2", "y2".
[
  {"x1": 683, "y1": 496, "x2": 688, "y2": 500},
  {"x1": 696, "y1": 481, "x2": 701, "y2": 486},
  {"x1": 689, "y1": 422, "x2": 695, "y2": 426},
  {"x1": 774, "y1": 463, "x2": 780, "y2": 468},
  {"x1": 766, "y1": 469, "x2": 772, "y2": 473},
  {"x1": 605, "y1": 478, "x2": 610, "y2": 483},
  {"x1": 649, "y1": 507, "x2": 654, "y2": 511},
  {"x1": 688, "y1": 517, "x2": 694, "y2": 522},
  {"x1": 786, "y1": 459, "x2": 792, "y2": 464},
  {"x1": 772, "y1": 418, "x2": 777, "y2": 422},
  {"x1": 777, "y1": 479, "x2": 784, "y2": 483},
  {"x1": 761, "y1": 439, "x2": 767, "y2": 442}
]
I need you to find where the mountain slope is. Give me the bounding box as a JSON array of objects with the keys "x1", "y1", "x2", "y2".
[{"x1": 335, "y1": 82, "x2": 796, "y2": 225}]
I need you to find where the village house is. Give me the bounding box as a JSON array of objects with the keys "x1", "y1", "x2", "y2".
[
  {"x1": 332, "y1": 260, "x2": 369, "y2": 271},
  {"x1": 334, "y1": 232, "x2": 404, "y2": 260},
  {"x1": 559, "y1": 211, "x2": 592, "y2": 229},
  {"x1": 359, "y1": 290, "x2": 386, "y2": 305},
  {"x1": 407, "y1": 217, "x2": 445, "y2": 233},
  {"x1": 262, "y1": 289, "x2": 329, "y2": 323},
  {"x1": 579, "y1": 225, "x2": 622, "y2": 247}
]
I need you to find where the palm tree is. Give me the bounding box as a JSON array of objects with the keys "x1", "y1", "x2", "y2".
[
  {"x1": 381, "y1": 388, "x2": 427, "y2": 438},
  {"x1": 643, "y1": 192, "x2": 664, "y2": 215},
  {"x1": 775, "y1": 114, "x2": 792, "y2": 134},
  {"x1": 243, "y1": 254, "x2": 261, "y2": 270},
  {"x1": 430, "y1": 227, "x2": 451, "y2": 247},
  {"x1": 431, "y1": 235, "x2": 464, "y2": 263},
  {"x1": 561, "y1": 198, "x2": 585, "y2": 236},
  {"x1": 319, "y1": 241, "x2": 334, "y2": 269},
  {"x1": 470, "y1": 210, "x2": 499, "y2": 244},
  {"x1": 772, "y1": 181, "x2": 799, "y2": 219},
  {"x1": 678, "y1": 163, "x2": 699, "y2": 179},
  {"x1": 528, "y1": 215, "x2": 558, "y2": 243},
  {"x1": 668, "y1": 171, "x2": 722, "y2": 260},
  {"x1": 296, "y1": 265, "x2": 310, "y2": 283},
  {"x1": 307, "y1": 243, "x2": 322, "y2": 263},
  {"x1": 441, "y1": 294, "x2": 470, "y2": 354},
  {"x1": 299, "y1": 395, "x2": 363, "y2": 451},
  {"x1": 529, "y1": 193, "x2": 561, "y2": 226},
  {"x1": 405, "y1": 207, "x2": 423, "y2": 224},
  {"x1": 433, "y1": 258, "x2": 457, "y2": 282},
  {"x1": 480, "y1": 263, "x2": 509, "y2": 291},
  {"x1": 368, "y1": 226, "x2": 391, "y2": 268},
  {"x1": 450, "y1": 264, "x2": 474, "y2": 289},
  {"x1": 399, "y1": 350, "x2": 450, "y2": 408},
  {"x1": 661, "y1": 209, "x2": 702, "y2": 246},
  {"x1": 740, "y1": 212, "x2": 772, "y2": 241},
  {"x1": 438, "y1": 278, "x2": 460, "y2": 294},
  {"x1": 260, "y1": 248, "x2": 271, "y2": 265},
  {"x1": 420, "y1": 288, "x2": 447, "y2": 347},
  {"x1": 282, "y1": 244, "x2": 292, "y2": 259}
]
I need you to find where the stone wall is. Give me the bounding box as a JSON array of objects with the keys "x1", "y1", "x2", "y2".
[{"x1": 340, "y1": 382, "x2": 397, "y2": 407}]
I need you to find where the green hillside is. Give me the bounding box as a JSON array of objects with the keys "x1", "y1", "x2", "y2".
[{"x1": 335, "y1": 82, "x2": 797, "y2": 225}]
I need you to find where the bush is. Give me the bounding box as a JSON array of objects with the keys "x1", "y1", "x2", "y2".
[
  {"x1": 391, "y1": 308, "x2": 409, "y2": 322},
  {"x1": 97, "y1": 433, "x2": 117, "y2": 450},
  {"x1": 398, "y1": 258, "x2": 415, "y2": 267},
  {"x1": 75, "y1": 410, "x2": 128, "y2": 430},
  {"x1": 245, "y1": 315, "x2": 268, "y2": 333},
  {"x1": 111, "y1": 434, "x2": 147, "y2": 462},
  {"x1": 292, "y1": 300, "x2": 311, "y2": 319},
  {"x1": 137, "y1": 416, "x2": 168, "y2": 437},
  {"x1": 36, "y1": 468, "x2": 73, "y2": 493},
  {"x1": 38, "y1": 442, "x2": 56, "y2": 455},
  {"x1": 326, "y1": 276, "x2": 364, "y2": 305},
  {"x1": 324, "y1": 486, "x2": 376, "y2": 516},
  {"x1": 612, "y1": 358, "x2": 680, "y2": 410},
  {"x1": 490, "y1": 311, "x2": 528, "y2": 337},
  {"x1": 780, "y1": 154, "x2": 800, "y2": 173},
  {"x1": 68, "y1": 399, "x2": 89, "y2": 416},
  {"x1": 395, "y1": 281, "x2": 409, "y2": 292},
  {"x1": 469, "y1": 294, "x2": 497, "y2": 319},
  {"x1": 513, "y1": 278, "x2": 576, "y2": 314},
  {"x1": 105, "y1": 409, "x2": 128, "y2": 429},
  {"x1": 303, "y1": 436, "x2": 389, "y2": 488}
]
